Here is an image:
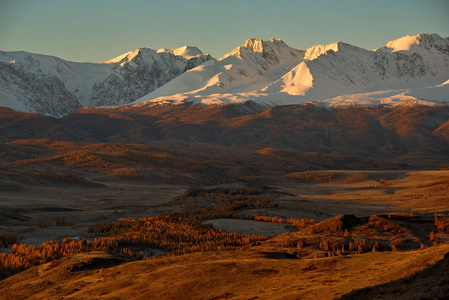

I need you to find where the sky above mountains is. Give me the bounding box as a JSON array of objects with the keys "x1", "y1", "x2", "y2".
[{"x1": 1, "y1": 0, "x2": 448, "y2": 63}]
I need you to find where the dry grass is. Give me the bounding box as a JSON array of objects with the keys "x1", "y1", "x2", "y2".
[
  {"x1": 1, "y1": 140, "x2": 449, "y2": 299},
  {"x1": 272, "y1": 170, "x2": 449, "y2": 220},
  {"x1": 340, "y1": 250, "x2": 449, "y2": 299},
  {"x1": 1, "y1": 244, "x2": 448, "y2": 299}
]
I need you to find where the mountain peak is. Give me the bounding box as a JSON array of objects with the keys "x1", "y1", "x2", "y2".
[
  {"x1": 303, "y1": 41, "x2": 361, "y2": 60},
  {"x1": 103, "y1": 46, "x2": 209, "y2": 64},
  {"x1": 304, "y1": 42, "x2": 340, "y2": 60},
  {"x1": 238, "y1": 38, "x2": 289, "y2": 53},
  {"x1": 241, "y1": 38, "x2": 264, "y2": 52},
  {"x1": 156, "y1": 46, "x2": 204, "y2": 59},
  {"x1": 380, "y1": 33, "x2": 448, "y2": 53},
  {"x1": 219, "y1": 37, "x2": 301, "y2": 63},
  {"x1": 102, "y1": 48, "x2": 147, "y2": 64}
]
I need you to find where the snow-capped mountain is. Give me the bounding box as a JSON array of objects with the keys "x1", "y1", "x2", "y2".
[
  {"x1": 138, "y1": 38, "x2": 305, "y2": 102},
  {"x1": 1, "y1": 33, "x2": 448, "y2": 117},
  {"x1": 0, "y1": 47, "x2": 212, "y2": 116},
  {"x1": 135, "y1": 33, "x2": 449, "y2": 108}
]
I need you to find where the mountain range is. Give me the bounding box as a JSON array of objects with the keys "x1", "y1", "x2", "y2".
[
  {"x1": 137, "y1": 34, "x2": 449, "y2": 108},
  {"x1": 0, "y1": 46, "x2": 211, "y2": 116},
  {"x1": 0, "y1": 33, "x2": 448, "y2": 117}
]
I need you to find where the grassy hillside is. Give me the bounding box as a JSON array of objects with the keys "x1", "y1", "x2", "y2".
[{"x1": 1, "y1": 245, "x2": 448, "y2": 299}]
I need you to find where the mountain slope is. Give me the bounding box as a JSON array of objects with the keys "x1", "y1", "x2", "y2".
[
  {"x1": 1, "y1": 33, "x2": 448, "y2": 117},
  {"x1": 137, "y1": 38, "x2": 305, "y2": 102},
  {"x1": 0, "y1": 47, "x2": 212, "y2": 116},
  {"x1": 2, "y1": 103, "x2": 448, "y2": 160},
  {"x1": 135, "y1": 33, "x2": 449, "y2": 107}
]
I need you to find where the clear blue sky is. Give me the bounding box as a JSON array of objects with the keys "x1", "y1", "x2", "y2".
[{"x1": 1, "y1": 0, "x2": 448, "y2": 62}]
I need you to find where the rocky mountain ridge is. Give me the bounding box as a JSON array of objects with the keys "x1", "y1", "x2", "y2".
[
  {"x1": 0, "y1": 33, "x2": 448, "y2": 117},
  {"x1": 137, "y1": 33, "x2": 449, "y2": 108},
  {"x1": 0, "y1": 47, "x2": 212, "y2": 116}
]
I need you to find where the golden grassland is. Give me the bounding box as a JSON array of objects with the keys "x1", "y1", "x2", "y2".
[
  {"x1": 1, "y1": 139, "x2": 449, "y2": 298},
  {"x1": 1, "y1": 245, "x2": 448, "y2": 299},
  {"x1": 0, "y1": 181, "x2": 448, "y2": 299}
]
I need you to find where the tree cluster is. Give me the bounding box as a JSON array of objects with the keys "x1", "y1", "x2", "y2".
[
  {"x1": 287, "y1": 172, "x2": 335, "y2": 182},
  {"x1": 1, "y1": 214, "x2": 267, "y2": 280},
  {"x1": 0, "y1": 233, "x2": 17, "y2": 248}
]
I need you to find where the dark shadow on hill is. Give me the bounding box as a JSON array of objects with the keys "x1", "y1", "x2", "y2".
[{"x1": 339, "y1": 251, "x2": 449, "y2": 300}]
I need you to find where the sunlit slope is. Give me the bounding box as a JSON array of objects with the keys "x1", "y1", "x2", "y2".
[
  {"x1": 1, "y1": 245, "x2": 448, "y2": 299},
  {"x1": 135, "y1": 33, "x2": 449, "y2": 107}
]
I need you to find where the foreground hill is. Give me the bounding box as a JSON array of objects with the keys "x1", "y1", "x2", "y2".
[
  {"x1": 1, "y1": 245, "x2": 448, "y2": 299},
  {"x1": 341, "y1": 251, "x2": 449, "y2": 299}
]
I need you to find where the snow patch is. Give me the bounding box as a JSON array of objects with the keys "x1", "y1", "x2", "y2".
[
  {"x1": 382, "y1": 35, "x2": 420, "y2": 52},
  {"x1": 156, "y1": 46, "x2": 204, "y2": 59}
]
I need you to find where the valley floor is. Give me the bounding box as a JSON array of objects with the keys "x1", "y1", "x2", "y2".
[
  {"x1": 1, "y1": 169, "x2": 449, "y2": 250},
  {"x1": 1, "y1": 141, "x2": 449, "y2": 299}
]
